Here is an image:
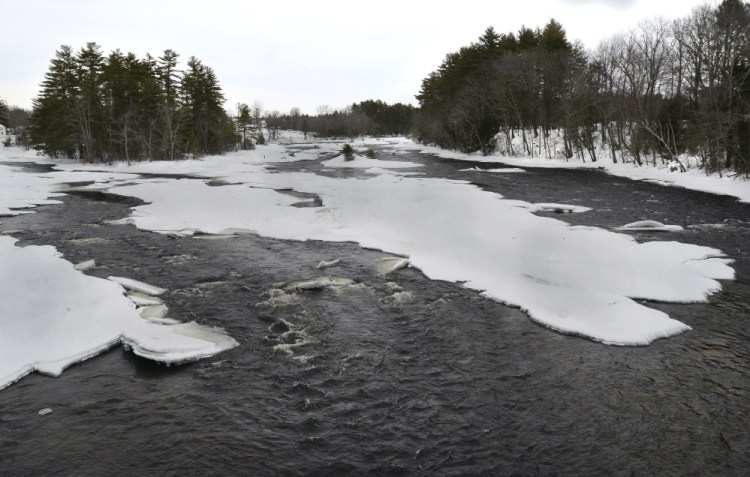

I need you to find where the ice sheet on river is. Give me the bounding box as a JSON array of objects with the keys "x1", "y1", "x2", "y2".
[
  {"x1": 109, "y1": 168, "x2": 734, "y2": 346},
  {"x1": 0, "y1": 236, "x2": 238, "y2": 390}
]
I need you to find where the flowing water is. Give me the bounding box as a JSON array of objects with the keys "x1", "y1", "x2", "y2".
[{"x1": 1, "y1": 146, "x2": 749, "y2": 475}]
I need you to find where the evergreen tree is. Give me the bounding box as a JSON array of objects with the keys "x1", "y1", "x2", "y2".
[
  {"x1": 0, "y1": 100, "x2": 9, "y2": 126},
  {"x1": 74, "y1": 42, "x2": 105, "y2": 161},
  {"x1": 30, "y1": 45, "x2": 80, "y2": 158},
  {"x1": 30, "y1": 43, "x2": 234, "y2": 161},
  {"x1": 180, "y1": 56, "x2": 231, "y2": 156}
]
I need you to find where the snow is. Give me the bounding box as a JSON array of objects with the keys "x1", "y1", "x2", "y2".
[
  {"x1": 127, "y1": 291, "x2": 164, "y2": 306},
  {"x1": 285, "y1": 276, "x2": 355, "y2": 291},
  {"x1": 139, "y1": 304, "x2": 169, "y2": 319},
  {"x1": 532, "y1": 203, "x2": 592, "y2": 214},
  {"x1": 0, "y1": 163, "x2": 65, "y2": 215},
  {"x1": 0, "y1": 235, "x2": 238, "y2": 390},
  {"x1": 617, "y1": 220, "x2": 685, "y2": 232},
  {"x1": 460, "y1": 167, "x2": 526, "y2": 173},
  {"x1": 73, "y1": 259, "x2": 96, "y2": 271},
  {"x1": 107, "y1": 276, "x2": 167, "y2": 296},
  {"x1": 321, "y1": 154, "x2": 423, "y2": 169},
  {"x1": 393, "y1": 138, "x2": 750, "y2": 204},
  {"x1": 0, "y1": 140, "x2": 739, "y2": 375},
  {"x1": 103, "y1": 159, "x2": 732, "y2": 345},
  {"x1": 374, "y1": 257, "x2": 410, "y2": 276},
  {"x1": 316, "y1": 258, "x2": 341, "y2": 269}
]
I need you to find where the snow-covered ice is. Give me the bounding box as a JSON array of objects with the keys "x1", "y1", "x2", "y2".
[
  {"x1": 108, "y1": 276, "x2": 167, "y2": 296},
  {"x1": 617, "y1": 220, "x2": 685, "y2": 232},
  {"x1": 0, "y1": 141, "x2": 739, "y2": 370},
  {"x1": 460, "y1": 167, "x2": 526, "y2": 173},
  {"x1": 285, "y1": 276, "x2": 356, "y2": 291},
  {"x1": 531, "y1": 203, "x2": 592, "y2": 214},
  {"x1": 139, "y1": 304, "x2": 169, "y2": 319},
  {"x1": 316, "y1": 258, "x2": 341, "y2": 269},
  {"x1": 73, "y1": 259, "x2": 96, "y2": 271},
  {"x1": 0, "y1": 235, "x2": 238, "y2": 390},
  {"x1": 374, "y1": 257, "x2": 410, "y2": 276},
  {"x1": 105, "y1": 162, "x2": 733, "y2": 345},
  {"x1": 321, "y1": 154, "x2": 423, "y2": 169},
  {"x1": 126, "y1": 291, "x2": 164, "y2": 306}
]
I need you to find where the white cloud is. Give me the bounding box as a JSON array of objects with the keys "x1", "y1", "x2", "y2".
[{"x1": 1, "y1": 0, "x2": 709, "y2": 113}]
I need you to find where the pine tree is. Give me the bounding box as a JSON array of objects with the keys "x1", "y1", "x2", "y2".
[
  {"x1": 74, "y1": 42, "x2": 105, "y2": 161},
  {"x1": 0, "y1": 100, "x2": 9, "y2": 127},
  {"x1": 30, "y1": 45, "x2": 81, "y2": 158},
  {"x1": 156, "y1": 49, "x2": 182, "y2": 160},
  {"x1": 180, "y1": 56, "x2": 230, "y2": 156}
]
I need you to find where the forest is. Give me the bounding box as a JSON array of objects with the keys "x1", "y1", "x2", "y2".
[
  {"x1": 414, "y1": 0, "x2": 750, "y2": 175},
  {"x1": 243, "y1": 100, "x2": 415, "y2": 143},
  {"x1": 28, "y1": 43, "x2": 235, "y2": 162}
]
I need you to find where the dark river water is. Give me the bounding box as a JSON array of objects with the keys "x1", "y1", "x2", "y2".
[{"x1": 1, "y1": 145, "x2": 750, "y2": 476}]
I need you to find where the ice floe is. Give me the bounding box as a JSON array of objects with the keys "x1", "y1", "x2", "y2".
[
  {"x1": 321, "y1": 154, "x2": 423, "y2": 169},
  {"x1": 374, "y1": 257, "x2": 410, "y2": 276},
  {"x1": 617, "y1": 220, "x2": 685, "y2": 232},
  {"x1": 108, "y1": 276, "x2": 167, "y2": 296},
  {"x1": 126, "y1": 291, "x2": 164, "y2": 306},
  {"x1": 285, "y1": 276, "x2": 355, "y2": 291},
  {"x1": 121, "y1": 322, "x2": 236, "y2": 363},
  {"x1": 73, "y1": 259, "x2": 96, "y2": 271},
  {"x1": 108, "y1": 169, "x2": 733, "y2": 346},
  {"x1": 0, "y1": 236, "x2": 237, "y2": 390},
  {"x1": 532, "y1": 203, "x2": 592, "y2": 214},
  {"x1": 139, "y1": 304, "x2": 169, "y2": 319},
  {"x1": 459, "y1": 167, "x2": 526, "y2": 173},
  {"x1": 316, "y1": 258, "x2": 341, "y2": 269}
]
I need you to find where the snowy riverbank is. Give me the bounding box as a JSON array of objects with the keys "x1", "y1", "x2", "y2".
[{"x1": 400, "y1": 138, "x2": 750, "y2": 204}]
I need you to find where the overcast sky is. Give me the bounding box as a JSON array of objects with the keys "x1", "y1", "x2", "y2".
[{"x1": 3, "y1": 0, "x2": 713, "y2": 115}]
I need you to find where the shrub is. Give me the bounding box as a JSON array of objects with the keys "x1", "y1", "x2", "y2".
[
  {"x1": 365, "y1": 148, "x2": 376, "y2": 159},
  {"x1": 342, "y1": 143, "x2": 354, "y2": 161}
]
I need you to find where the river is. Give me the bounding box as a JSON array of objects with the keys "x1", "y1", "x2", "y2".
[{"x1": 1, "y1": 144, "x2": 749, "y2": 475}]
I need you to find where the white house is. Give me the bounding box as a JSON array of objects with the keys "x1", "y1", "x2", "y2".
[{"x1": 0, "y1": 124, "x2": 6, "y2": 137}]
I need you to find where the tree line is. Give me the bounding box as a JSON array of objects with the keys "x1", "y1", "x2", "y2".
[
  {"x1": 414, "y1": 0, "x2": 750, "y2": 175},
  {"x1": 259, "y1": 100, "x2": 415, "y2": 140},
  {"x1": 29, "y1": 43, "x2": 235, "y2": 162}
]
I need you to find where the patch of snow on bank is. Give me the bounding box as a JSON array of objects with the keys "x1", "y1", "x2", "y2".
[
  {"x1": 0, "y1": 236, "x2": 237, "y2": 390},
  {"x1": 390, "y1": 139, "x2": 750, "y2": 204}
]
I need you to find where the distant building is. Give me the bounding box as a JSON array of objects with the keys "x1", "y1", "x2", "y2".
[{"x1": 0, "y1": 124, "x2": 6, "y2": 137}]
